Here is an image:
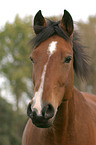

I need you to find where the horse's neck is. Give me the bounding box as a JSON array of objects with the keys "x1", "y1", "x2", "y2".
[
  {"x1": 52, "y1": 89, "x2": 75, "y2": 144},
  {"x1": 43, "y1": 88, "x2": 93, "y2": 145},
  {"x1": 44, "y1": 87, "x2": 96, "y2": 145}
]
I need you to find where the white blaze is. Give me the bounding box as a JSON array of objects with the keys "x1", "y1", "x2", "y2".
[
  {"x1": 48, "y1": 41, "x2": 57, "y2": 56},
  {"x1": 32, "y1": 63, "x2": 48, "y2": 115},
  {"x1": 32, "y1": 41, "x2": 57, "y2": 115}
]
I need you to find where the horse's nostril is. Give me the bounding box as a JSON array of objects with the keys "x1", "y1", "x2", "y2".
[
  {"x1": 32, "y1": 108, "x2": 38, "y2": 117},
  {"x1": 27, "y1": 103, "x2": 32, "y2": 117},
  {"x1": 42, "y1": 104, "x2": 55, "y2": 119},
  {"x1": 27, "y1": 103, "x2": 38, "y2": 118}
]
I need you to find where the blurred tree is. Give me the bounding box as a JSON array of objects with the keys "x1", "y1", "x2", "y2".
[
  {"x1": 0, "y1": 97, "x2": 27, "y2": 145},
  {"x1": 0, "y1": 15, "x2": 34, "y2": 111}
]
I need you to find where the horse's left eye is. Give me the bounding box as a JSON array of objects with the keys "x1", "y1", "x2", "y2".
[{"x1": 64, "y1": 56, "x2": 72, "y2": 63}]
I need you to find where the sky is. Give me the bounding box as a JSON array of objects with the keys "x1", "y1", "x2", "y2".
[{"x1": 0, "y1": 0, "x2": 96, "y2": 28}]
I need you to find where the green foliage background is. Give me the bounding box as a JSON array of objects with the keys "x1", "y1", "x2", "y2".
[
  {"x1": 0, "y1": 14, "x2": 96, "y2": 145},
  {"x1": 0, "y1": 97, "x2": 27, "y2": 145}
]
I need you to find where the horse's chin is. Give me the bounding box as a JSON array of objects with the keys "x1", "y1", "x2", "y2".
[
  {"x1": 33, "y1": 122, "x2": 52, "y2": 128},
  {"x1": 31, "y1": 117, "x2": 54, "y2": 128}
]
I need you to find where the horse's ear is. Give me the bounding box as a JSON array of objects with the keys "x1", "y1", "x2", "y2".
[
  {"x1": 33, "y1": 10, "x2": 46, "y2": 34},
  {"x1": 61, "y1": 10, "x2": 74, "y2": 37}
]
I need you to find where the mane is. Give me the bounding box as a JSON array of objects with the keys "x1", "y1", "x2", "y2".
[
  {"x1": 73, "y1": 31, "x2": 90, "y2": 79},
  {"x1": 30, "y1": 19, "x2": 90, "y2": 80}
]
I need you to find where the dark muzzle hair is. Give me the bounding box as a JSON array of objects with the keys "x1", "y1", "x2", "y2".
[{"x1": 30, "y1": 19, "x2": 90, "y2": 80}]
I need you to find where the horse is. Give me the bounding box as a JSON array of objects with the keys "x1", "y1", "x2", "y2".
[{"x1": 22, "y1": 10, "x2": 96, "y2": 145}]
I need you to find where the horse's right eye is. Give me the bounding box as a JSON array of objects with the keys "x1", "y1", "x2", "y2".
[
  {"x1": 64, "y1": 56, "x2": 72, "y2": 63},
  {"x1": 30, "y1": 57, "x2": 34, "y2": 63}
]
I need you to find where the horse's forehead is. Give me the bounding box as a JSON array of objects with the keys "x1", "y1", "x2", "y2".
[
  {"x1": 33, "y1": 36, "x2": 73, "y2": 63},
  {"x1": 38, "y1": 36, "x2": 72, "y2": 54}
]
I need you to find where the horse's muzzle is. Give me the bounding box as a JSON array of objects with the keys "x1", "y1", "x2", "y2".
[{"x1": 27, "y1": 103, "x2": 55, "y2": 128}]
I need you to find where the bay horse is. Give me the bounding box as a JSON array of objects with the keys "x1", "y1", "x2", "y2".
[{"x1": 22, "y1": 10, "x2": 96, "y2": 145}]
